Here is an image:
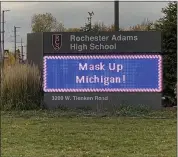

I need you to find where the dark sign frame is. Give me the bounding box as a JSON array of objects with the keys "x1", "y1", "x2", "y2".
[{"x1": 27, "y1": 31, "x2": 163, "y2": 111}]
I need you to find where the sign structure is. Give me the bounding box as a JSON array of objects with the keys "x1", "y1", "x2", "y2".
[
  {"x1": 43, "y1": 55, "x2": 162, "y2": 92},
  {"x1": 27, "y1": 31, "x2": 163, "y2": 110}
]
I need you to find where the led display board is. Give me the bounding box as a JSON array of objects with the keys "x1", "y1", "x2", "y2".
[{"x1": 43, "y1": 55, "x2": 162, "y2": 92}]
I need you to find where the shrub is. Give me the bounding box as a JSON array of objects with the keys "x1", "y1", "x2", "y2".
[
  {"x1": 1, "y1": 63, "x2": 42, "y2": 110},
  {"x1": 116, "y1": 104, "x2": 150, "y2": 117}
]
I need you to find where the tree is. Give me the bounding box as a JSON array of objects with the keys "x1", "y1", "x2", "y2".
[
  {"x1": 80, "y1": 11, "x2": 123, "y2": 32},
  {"x1": 80, "y1": 11, "x2": 94, "y2": 32},
  {"x1": 65, "y1": 28, "x2": 81, "y2": 32},
  {"x1": 31, "y1": 13, "x2": 65, "y2": 32},
  {"x1": 8, "y1": 53, "x2": 15, "y2": 66},
  {"x1": 107, "y1": 24, "x2": 125, "y2": 31},
  {"x1": 106, "y1": 24, "x2": 115, "y2": 31},
  {"x1": 4, "y1": 51, "x2": 15, "y2": 67},
  {"x1": 155, "y1": 2, "x2": 177, "y2": 105},
  {"x1": 127, "y1": 18, "x2": 155, "y2": 31},
  {"x1": 92, "y1": 22, "x2": 107, "y2": 32},
  {"x1": 54, "y1": 22, "x2": 65, "y2": 32}
]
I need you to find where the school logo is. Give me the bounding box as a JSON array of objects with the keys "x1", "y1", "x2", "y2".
[{"x1": 52, "y1": 34, "x2": 62, "y2": 51}]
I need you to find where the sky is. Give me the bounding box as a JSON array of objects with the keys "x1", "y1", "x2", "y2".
[{"x1": 1, "y1": 1, "x2": 168, "y2": 56}]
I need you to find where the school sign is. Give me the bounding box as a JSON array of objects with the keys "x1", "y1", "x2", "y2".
[{"x1": 27, "y1": 31, "x2": 162, "y2": 110}]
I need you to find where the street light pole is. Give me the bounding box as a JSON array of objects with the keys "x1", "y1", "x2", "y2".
[
  {"x1": 2, "y1": 9, "x2": 10, "y2": 54},
  {"x1": 114, "y1": 1, "x2": 119, "y2": 31},
  {"x1": 0, "y1": 2, "x2": 1, "y2": 54},
  {"x1": 0, "y1": 1, "x2": 2, "y2": 96}
]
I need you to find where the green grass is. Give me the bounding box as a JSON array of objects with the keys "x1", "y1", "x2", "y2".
[{"x1": 1, "y1": 110, "x2": 177, "y2": 157}]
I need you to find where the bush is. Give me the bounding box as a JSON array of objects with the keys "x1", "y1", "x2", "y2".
[
  {"x1": 116, "y1": 104, "x2": 151, "y2": 117},
  {"x1": 1, "y1": 63, "x2": 42, "y2": 110}
]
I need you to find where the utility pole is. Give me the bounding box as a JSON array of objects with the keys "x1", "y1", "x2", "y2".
[
  {"x1": 20, "y1": 38, "x2": 23, "y2": 62},
  {"x1": 22, "y1": 45, "x2": 26, "y2": 63},
  {"x1": 114, "y1": 1, "x2": 119, "y2": 31},
  {"x1": 18, "y1": 38, "x2": 23, "y2": 63},
  {"x1": 0, "y1": 1, "x2": 2, "y2": 95},
  {"x1": 14, "y1": 26, "x2": 20, "y2": 60},
  {"x1": 2, "y1": 9, "x2": 10, "y2": 55},
  {"x1": 18, "y1": 39, "x2": 26, "y2": 63},
  {"x1": 0, "y1": 2, "x2": 1, "y2": 55}
]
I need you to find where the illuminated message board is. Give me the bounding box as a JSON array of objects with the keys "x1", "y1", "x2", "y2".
[{"x1": 43, "y1": 55, "x2": 162, "y2": 92}]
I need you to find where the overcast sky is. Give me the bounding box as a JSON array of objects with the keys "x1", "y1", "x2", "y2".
[{"x1": 1, "y1": 1, "x2": 167, "y2": 54}]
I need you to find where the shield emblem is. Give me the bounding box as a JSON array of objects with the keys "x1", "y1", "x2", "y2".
[{"x1": 52, "y1": 34, "x2": 62, "y2": 51}]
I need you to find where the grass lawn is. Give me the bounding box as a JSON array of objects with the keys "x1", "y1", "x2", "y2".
[{"x1": 1, "y1": 110, "x2": 177, "y2": 157}]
